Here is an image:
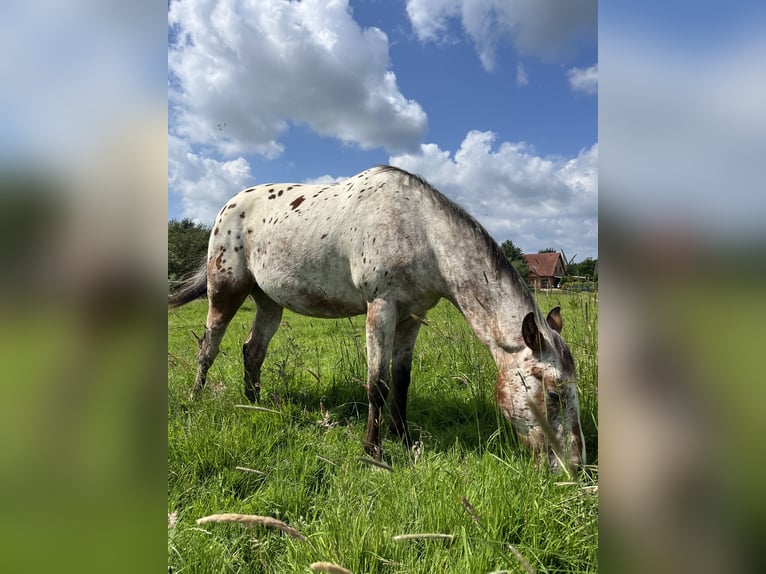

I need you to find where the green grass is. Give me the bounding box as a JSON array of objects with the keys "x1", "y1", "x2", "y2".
[{"x1": 168, "y1": 292, "x2": 598, "y2": 573}]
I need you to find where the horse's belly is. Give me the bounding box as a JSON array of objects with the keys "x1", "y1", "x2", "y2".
[
  {"x1": 264, "y1": 282, "x2": 367, "y2": 318},
  {"x1": 253, "y1": 254, "x2": 367, "y2": 318}
]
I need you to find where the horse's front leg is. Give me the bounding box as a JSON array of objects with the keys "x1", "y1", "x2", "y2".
[
  {"x1": 363, "y1": 298, "x2": 397, "y2": 459},
  {"x1": 389, "y1": 315, "x2": 423, "y2": 447}
]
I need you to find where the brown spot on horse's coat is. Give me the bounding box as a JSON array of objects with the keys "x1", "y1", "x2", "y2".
[
  {"x1": 240, "y1": 211, "x2": 246, "y2": 218},
  {"x1": 214, "y1": 227, "x2": 219, "y2": 235},
  {"x1": 290, "y1": 196, "x2": 305, "y2": 210},
  {"x1": 278, "y1": 189, "x2": 284, "y2": 197},
  {"x1": 227, "y1": 203, "x2": 236, "y2": 209}
]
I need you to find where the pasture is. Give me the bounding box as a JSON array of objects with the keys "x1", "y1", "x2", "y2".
[{"x1": 168, "y1": 292, "x2": 598, "y2": 573}]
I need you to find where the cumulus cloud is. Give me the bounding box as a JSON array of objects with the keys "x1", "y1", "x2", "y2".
[
  {"x1": 168, "y1": 0, "x2": 427, "y2": 157},
  {"x1": 567, "y1": 63, "x2": 598, "y2": 94},
  {"x1": 303, "y1": 174, "x2": 348, "y2": 185},
  {"x1": 390, "y1": 131, "x2": 598, "y2": 258},
  {"x1": 406, "y1": 0, "x2": 596, "y2": 69},
  {"x1": 168, "y1": 135, "x2": 254, "y2": 224}
]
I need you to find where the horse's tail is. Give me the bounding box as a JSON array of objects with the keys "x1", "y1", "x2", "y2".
[{"x1": 168, "y1": 264, "x2": 208, "y2": 307}]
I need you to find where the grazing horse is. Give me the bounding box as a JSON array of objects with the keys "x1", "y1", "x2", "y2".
[{"x1": 169, "y1": 166, "x2": 585, "y2": 470}]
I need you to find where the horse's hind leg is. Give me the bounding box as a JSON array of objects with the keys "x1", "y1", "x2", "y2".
[
  {"x1": 242, "y1": 290, "x2": 283, "y2": 403},
  {"x1": 389, "y1": 315, "x2": 422, "y2": 447},
  {"x1": 192, "y1": 278, "x2": 252, "y2": 400}
]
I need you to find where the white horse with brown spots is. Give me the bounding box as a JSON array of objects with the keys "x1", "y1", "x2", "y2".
[{"x1": 169, "y1": 166, "x2": 585, "y2": 471}]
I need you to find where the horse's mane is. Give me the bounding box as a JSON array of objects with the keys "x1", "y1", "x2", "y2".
[{"x1": 375, "y1": 165, "x2": 529, "y2": 295}]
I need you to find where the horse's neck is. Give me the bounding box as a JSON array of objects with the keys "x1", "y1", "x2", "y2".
[{"x1": 435, "y1": 231, "x2": 535, "y2": 361}]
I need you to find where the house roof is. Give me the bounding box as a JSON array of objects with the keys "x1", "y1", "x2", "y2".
[{"x1": 524, "y1": 252, "x2": 565, "y2": 277}]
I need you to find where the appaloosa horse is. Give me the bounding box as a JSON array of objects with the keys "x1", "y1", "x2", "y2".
[{"x1": 169, "y1": 166, "x2": 585, "y2": 470}]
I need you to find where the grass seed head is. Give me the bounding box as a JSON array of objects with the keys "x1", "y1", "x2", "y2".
[
  {"x1": 195, "y1": 513, "x2": 306, "y2": 541},
  {"x1": 310, "y1": 562, "x2": 353, "y2": 574}
]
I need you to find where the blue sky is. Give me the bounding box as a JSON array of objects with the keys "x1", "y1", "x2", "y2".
[{"x1": 168, "y1": 0, "x2": 598, "y2": 260}]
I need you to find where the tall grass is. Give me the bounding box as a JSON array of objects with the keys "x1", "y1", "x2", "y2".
[{"x1": 168, "y1": 293, "x2": 598, "y2": 573}]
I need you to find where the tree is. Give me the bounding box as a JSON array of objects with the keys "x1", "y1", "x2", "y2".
[
  {"x1": 538, "y1": 248, "x2": 557, "y2": 253},
  {"x1": 500, "y1": 240, "x2": 529, "y2": 281},
  {"x1": 578, "y1": 257, "x2": 597, "y2": 279},
  {"x1": 168, "y1": 219, "x2": 211, "y2": 281},
  {"x1": 500, "y1": 239, "x2": 524, "y2": 261}
]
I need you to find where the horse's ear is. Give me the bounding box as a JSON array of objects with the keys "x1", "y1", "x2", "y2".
[
  {"x1": 546, "y1": 306, "x2": 563, "y2": 333},
  {"x1": 522, "y1": 312, "x2": 544, "y2": 353}
]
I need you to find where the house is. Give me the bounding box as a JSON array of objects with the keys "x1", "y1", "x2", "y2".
[{"x1": 524, "y1": 252, "x2": 567, "y2": 289}]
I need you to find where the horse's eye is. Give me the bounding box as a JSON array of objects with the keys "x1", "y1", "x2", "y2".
[{"x1": 546, "y1": 390, "x2": 560, "y2": 404}]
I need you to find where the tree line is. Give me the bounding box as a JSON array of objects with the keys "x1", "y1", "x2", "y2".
[
  {"x1": 168, "y1": 219, "x2": 211, "y2": 282},
  {"x1": 168, "y1": 220, "x2": 597, "y2": 285}
]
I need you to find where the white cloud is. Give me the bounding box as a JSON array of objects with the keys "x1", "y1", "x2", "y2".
[
  {"x1": 168, "y1": 0, "x2": 427, "y2": 157},
  {"x1": 303, "y1": 174, "x2": 348, "y2": 185},
  {"x1": 406, "y1": 0, "x2": 596, "y2": 70},
  {"x1": 168, "y1": 134, "x2": 254, "y2": 224},
  {"x1": 390, "y1": 131, "x2": 598, "y2": 258},
  {"x1": 567, "y1": 63, "x2": 598, "y2": 94},
  {"x1": 516, "y1": 62, "x2": 529, "y2": 86}
]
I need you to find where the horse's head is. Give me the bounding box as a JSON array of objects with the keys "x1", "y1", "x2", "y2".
[{"x1": 495, "y1": 306, "x2": 585, "y2": 473}]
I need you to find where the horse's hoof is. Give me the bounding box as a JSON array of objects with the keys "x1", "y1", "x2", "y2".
[
  {"x1": 363, "y1": 442, "x2": 382, "y2": 460},
  {"x1": 244, "y1": 387, "x2": 259, "y2": 403}
]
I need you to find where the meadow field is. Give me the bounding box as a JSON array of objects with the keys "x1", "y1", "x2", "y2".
[{"x1": 168, "y1": 292, "x2": 598, "y2": 573}]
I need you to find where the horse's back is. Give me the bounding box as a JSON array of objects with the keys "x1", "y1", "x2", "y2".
[{"x1": 208, "y1": 167, "x2": 446, "y2": 318}]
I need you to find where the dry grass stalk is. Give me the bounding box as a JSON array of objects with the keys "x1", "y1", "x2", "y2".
[
  {"x1": 234, "y1": 404, "x2": 282, "y2": 414},
  {"x1": 507, "y1": 544, "x2": 536, "y2": 574},
  {"x1": 310, "y1": 562, "x2": 353, "y2": 574},
  {"x1": 195, "y1": 513, "x2": 306, "y2": 541},
  {"x1": 392, "y1": 533, "x2": 454, "y2": 542},
  {"x1": 554, "y1": 481, "x2": 598, "y2": 494},
  {"x1": 461, "y1": 496, "x2": 483, "y2": 527},
  {"x1": 356, "y1": 456, "x2": 394, "y2": 472},
  {"x1": 168, "y1": 511, "x2": 178, "y2": 529},
  {"x1": 235, "y1": 466, "x2": 266, "y2": 475},
  {"x1": 167, "y1": 351, "x2": 192, "y2": 370}
]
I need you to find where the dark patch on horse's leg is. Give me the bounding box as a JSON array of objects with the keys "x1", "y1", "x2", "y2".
[
  {"x1": 364, "y1": 376, "x2": 390, "y2": 460},
  {"x1": 242, "y1": 292, "x2": 283, "y2": 403},
  {"x1": 389, "y1": 315, "x2": 422, "y2": 447},
  {"x1": 191, "y1": 274, "x2": 253, "y2": 401},
  {"x1": 364, "y1": 299, "x2": 397, "y2": 460},
  {"x1": 192, "y1": 321, "x2": 229, "y2": 400},
  {"x1": 192, "y1": 329, "x2": 211, "y2": 398}
]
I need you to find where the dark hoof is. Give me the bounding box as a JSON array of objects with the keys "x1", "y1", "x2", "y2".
[
  {"x1": 189, "y1": 385, "x2": 203, "y2": 402},
  {"x1": 363, "y1": 441, "x2": 382, "y2": 460},
  {"x1": 244, "y1": 386, "x2": 259, "y2": 403}
]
